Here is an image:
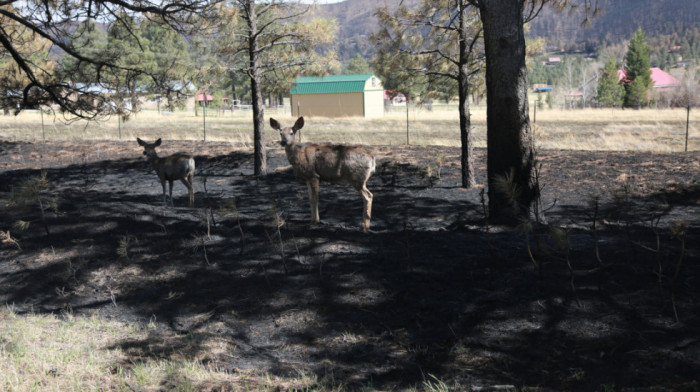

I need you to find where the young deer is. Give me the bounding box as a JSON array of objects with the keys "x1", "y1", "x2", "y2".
[
  {"x1": 271, "y1": 117, "x2": 376, "y2": 232},
  {"x1": 136, "y1": 138, "x2": 195, "y2": 207}
]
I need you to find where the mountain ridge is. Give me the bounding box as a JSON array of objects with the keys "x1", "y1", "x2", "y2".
[{"x1": 313, "y1": 0, "x2": 699, "y2": 61}]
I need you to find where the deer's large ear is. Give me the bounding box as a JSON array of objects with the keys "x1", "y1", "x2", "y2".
[
  {"x1": 293, "y1": 116, "x2": 304, "y2": 132},
  {"x1": 270, "y1": 118, "x2": 280, "y2": 130},
  {"x1": 155, "y1": 138, "x2": 162, "y2": 147},
  {"x1": 137, "y1": 137, "x2": 146, "y2": 146}
]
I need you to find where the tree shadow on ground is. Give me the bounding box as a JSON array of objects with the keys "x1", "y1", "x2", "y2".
[{"x1": 0, "y1": 145, "x2": 698, "y2": 390}]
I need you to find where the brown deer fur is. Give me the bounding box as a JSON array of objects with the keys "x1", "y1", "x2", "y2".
[
  {"x1": 271, "y1": 117, "x2": 375, "y2": 232},
  {"x1": 137, "y1": 138, "x2": 195, "y2": 207}
]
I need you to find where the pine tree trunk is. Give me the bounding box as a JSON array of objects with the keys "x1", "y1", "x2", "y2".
[
  {"x1": 247, "y1": 0, "x2": 266, "y2": 176},
  {"x1": 458, "y1": 1, "x2": 475, "y2": 188},
  {"x1": 479, "y1": 0, "x2": 537, "y2": 223}
]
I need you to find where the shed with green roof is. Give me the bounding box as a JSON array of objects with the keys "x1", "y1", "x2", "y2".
[{"x1": 290, "y1": 74, "x2": 384, "y2": 118}]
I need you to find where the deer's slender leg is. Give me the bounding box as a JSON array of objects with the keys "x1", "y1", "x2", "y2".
[
  {"x1": 168, "y1": 180, "x2": 174, "y2": 206},
  {"x1": 181, "y1": 177, "x2": 193, "y2": 207},
  {"x1": 188, "y1": 173, "x2": 194, "y2": 206},
  {"x1": 160, "y1": 180, "x2": 167, "y2": 206},
  {"x1": 360, "y1": 184, "x2": 373, "y2": 232},
  {"x1": 353, "y1": 177, "x2": 373, "y2": 232},
  {"x1": 307, "y1": 178, "x2": 320, "y2": 224}
]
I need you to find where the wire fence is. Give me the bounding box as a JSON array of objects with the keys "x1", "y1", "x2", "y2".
[{"x1": 0, "y1": 105, "x2": 696, "y2": 152}]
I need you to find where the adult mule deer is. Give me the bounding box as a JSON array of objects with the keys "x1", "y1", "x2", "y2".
[
  {"x1": 271, "y1": 117, "x2": 376, "y2": 232},
  {"x1": 136, "y1": 138, "x2": 195, "y2": 207}
]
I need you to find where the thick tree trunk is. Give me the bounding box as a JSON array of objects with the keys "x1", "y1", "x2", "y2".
[
  {"x1": 458, "y1": 1, "x2": 475, "y2": 188},
  {"x1": 479, "y1": 0, "x2": 537, "y2": 223},
  {"x1": 247, "y1": 0, "x2": 266, "y2": 176}
]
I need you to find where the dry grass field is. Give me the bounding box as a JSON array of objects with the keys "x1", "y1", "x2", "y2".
[{"x1": 0, "y1": 106, "x2": 697, "y2": 151}]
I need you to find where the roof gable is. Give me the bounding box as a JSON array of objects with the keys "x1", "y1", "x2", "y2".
[
  {"x1": 650, "y1": 67, "x2": 680, "y2": 87},
  {"x1": 617, "y1": 68, "x2": 680, "y2": 88}
]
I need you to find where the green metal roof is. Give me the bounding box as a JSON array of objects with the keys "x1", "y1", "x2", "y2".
[{"x1": 290, "y1": 74, "x2": 379, "y2": 95}]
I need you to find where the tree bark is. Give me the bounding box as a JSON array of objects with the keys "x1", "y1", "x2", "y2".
[
  {"x1": 246, "y1": 0, "x2": 267, "y2": 176},
  {"x1": 458, "y1": 0, "x2": 475, "y2": 188},
  {"x1": 478, "y1": 0, "x2": 537, "y2": 223}
]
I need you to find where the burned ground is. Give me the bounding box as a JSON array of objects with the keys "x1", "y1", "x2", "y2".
[{"x1": 1, "y1": 140, "x2": 699, "y2": 391}]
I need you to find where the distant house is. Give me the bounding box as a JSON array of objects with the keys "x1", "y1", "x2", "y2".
[
  {"x1": 384, "y1": 90, "x2": 406, "y2": 106},
  {"x1": 617, "y1": 67, "x2": 681, "y2": 91},
  {"x1": 532, "y1": 84, "x2": 553, "y2": 93},
  {"x1": 195, "y1": 93, "x2": 214, "y2": 106},
  {"x1": 544, "y1": 57, "x2": 561, "y2": 66},
  {"x1": 290, "y1": 74, "x2": 384, "y2": 118}
]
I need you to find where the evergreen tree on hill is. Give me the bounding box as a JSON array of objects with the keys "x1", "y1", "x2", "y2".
[
  {"x1": 343, "y1": 54, "x2": 372, "y2": 74},
  {"x1": 596, "y1": 57, "x2": 625, "y2": 107},
  {"x1": 624, "y1": 28, "x2": 652, "y2": 108}
]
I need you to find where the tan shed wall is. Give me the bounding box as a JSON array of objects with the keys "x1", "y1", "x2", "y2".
[
  {"x1": 291, "y1": 92, "x2": 364, "y2": 118},
  {"x1": 363, "y1": 90, "x2": 385, "y2": 118},
  {"x1": 363, "y1": 76, "x2": 384, "y2": 118}
]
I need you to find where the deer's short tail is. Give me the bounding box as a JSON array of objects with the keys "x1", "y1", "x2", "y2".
[{"x1": 186, "y1": 157, "x2": 196, "y2": 176}]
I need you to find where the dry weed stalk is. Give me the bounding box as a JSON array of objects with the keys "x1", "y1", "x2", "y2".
[
  {"x1": 401, "y1": 207, "x2": 412, "y2": 268},
  {"x1": 180, "y1": 234, "x2": 211, "y2": 265},
  {"x1": 267, "y1": 198, "x2": 288, "y2": 275},
  {"x1": 587, "y1": 195, "x2": 605, "y2": 270},
  {"x1": 518, "y1": 218, "x2": 539, "y2": 274},
  {"x1": 200, "y1": 176, "x2": 217, "y2": 234},
  {"x1": 613, "y1": 173, "x2": 636, "y2": 261},
  {"x1": 632, "y1": 210, "x2": 668, "y2": 281},
  {"x1": 651, "y1": 214, "x2": 663, "y2": 282},
  {"x1": 551, "y1": 224, "x2": 582, "y2": 307},
  {"x1": 9, "y1": 171, "x2": 57, "y2": 236},
  {"x1": 435, "y1": 153, "x2": 445, "y2": 180},
  {"x1": 670, "y1": 220, "x2": 687, "y2": 322},
  {"x1": 0, "y1": 230, "x2": 21, "y2": 250},
  {"x1": 479, "y1": 188, "x2": 496, "y2": 258},
  {"x1": 117, "y1": 235, "x2": 136, "y2": 260},
  {"x1": 221, "y1": 197, "x2": 246, "y2": 255},
  {"x1": 12, "y1": 220, "x2": 31, "y2": 232}
]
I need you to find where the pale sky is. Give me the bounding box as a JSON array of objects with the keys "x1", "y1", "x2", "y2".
[{"x1": 298, "y1": 0, "x2": 345, "y2": 3}]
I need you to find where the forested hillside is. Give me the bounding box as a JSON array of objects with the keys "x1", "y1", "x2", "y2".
[
  {"x1": 316, "y1": 0, "x2": 699, "y2": 60},
  {"x1": 310, "y1": 0, "x2": 418, "y2": 61},
  {"x1": 527, "y1": 0, "x2": 700, "y2": 53}
]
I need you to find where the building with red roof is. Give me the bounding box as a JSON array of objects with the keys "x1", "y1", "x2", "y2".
[{"x1": 617, "y1": 67, "x2": 681, "y2": 91}]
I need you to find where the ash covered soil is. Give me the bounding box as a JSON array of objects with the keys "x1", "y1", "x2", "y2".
[{"x1": 1, "y1": 140, "x2": 699, "y2": 391}]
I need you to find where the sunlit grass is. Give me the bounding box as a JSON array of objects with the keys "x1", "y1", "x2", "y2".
[
  {"x1": 0, "y1": 106, "x2": 697, "y2": 151},
  {"x1": 0, "y1": 306, "x2": 244, "y2": 391},
  {"x1": 0, "y1": 306, "x2": 398, "y2": 391},
  {"x1": 0, "y1": 304, "x2": 471, "y2": 391}
]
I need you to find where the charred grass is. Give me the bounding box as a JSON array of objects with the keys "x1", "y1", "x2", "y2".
[{"x1": 0, "y1": 138, "x2": 699, "y2": 391}]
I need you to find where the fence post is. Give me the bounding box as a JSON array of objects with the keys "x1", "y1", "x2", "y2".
[
  {"x1": 40, "y1": 109, "x2": 45, "y2": 141},
  {"x1": 203, "y1": 99, "x2": 207, "y2": 141},
  {"x1": 406, "y1": 100, "x2": 410, "y2": 145},
  {"x1": 686, "y1": 99, "x2": 691, "y2": 153}
]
